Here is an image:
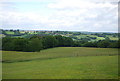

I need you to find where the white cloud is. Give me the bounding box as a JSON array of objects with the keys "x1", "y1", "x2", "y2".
[
  {"x1": 0, "y1": 0, "x2": 118, "y2": 32},
  {"x1": 48, "y1": 0, "x2": 118, "y2": 9},
  {"x1": 0, "y1": 0, "x2": 49, "y2": 3},
  {"x1": 47, "y1": 0, "x2": 118, "y2": 32}
]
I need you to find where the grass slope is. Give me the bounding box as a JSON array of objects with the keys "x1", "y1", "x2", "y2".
[{"x1": 2, "y1": 47, "x2": 119, "y2": 79}]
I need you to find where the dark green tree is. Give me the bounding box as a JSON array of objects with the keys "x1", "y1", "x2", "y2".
[
  {"x1": 55, "y1": 35, "x2": 65, "y2": 46},
  {"x1": 97, "y1": 40, "x2": 110, "y2": 48},
  {"x1": 26, "y1": 38, "x2": 43, "y2": 52},
  {"x1": 2, "y1": 37, "x2": 14, "y2": 51},
  {"x1": 42, "y1": 35, "x2": 58, "y2": 48},
  {"x1": 82, "y1": 42, "x2": 97, "y2": 47},
  {"x1": 63, "y1": 37, "x2": 74, "y2": 46},
  {"x1": 12, "y1": 38, "x2": 28, "y2": 51}
]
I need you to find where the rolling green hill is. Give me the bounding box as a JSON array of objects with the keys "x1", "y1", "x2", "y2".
[
  {"x1": 1, "y1": 29, "x2": 119, "y2": 41},
  {"x1": 2, "y1": 47, "x2": 119, "y2": 79}
]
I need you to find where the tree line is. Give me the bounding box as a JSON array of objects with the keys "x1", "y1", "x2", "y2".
[
  {"x1": 2, "y1": 35, "x2": 74, "y2": 52},
  {"x1": 74, "y1": 40, "x2": 120, "y2": 48},
  {"x1": 2, "y1": 35, "x2": 119, "y2": 52}
]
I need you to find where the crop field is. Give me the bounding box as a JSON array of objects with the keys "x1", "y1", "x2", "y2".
[
  {"x1": 2, "y1": 47, "x2": 119, "y2": 79},
  {"x1": 75, "y1": 35, "x2": 106, "y2": 41},
  {"x1": 5, "y1": 31, "x2": 14, "y2": 34}
]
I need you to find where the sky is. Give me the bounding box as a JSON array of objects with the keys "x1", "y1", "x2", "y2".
[{"x1": 0, "y1": 0, "x2": 119, "y2": 32}]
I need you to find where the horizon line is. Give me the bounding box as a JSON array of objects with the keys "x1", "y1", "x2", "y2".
[{"x1": 1, "y1": 29, "x2": 119, "y2": 33}]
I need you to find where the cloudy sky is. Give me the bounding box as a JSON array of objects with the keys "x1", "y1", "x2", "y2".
[{"x1": 0, "y1": 0, "x2": 119, "y2": 32}]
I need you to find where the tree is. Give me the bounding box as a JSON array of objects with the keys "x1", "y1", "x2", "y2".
[
  {"x1": 105, "y1": 37, "x2": 110, "y2": 40},
  {"x1": 55, "y1": 35, "x2": 74, "y2": 47},
  {"x1": 83, "y1": 42, "x2": 96, "y2": 47},
  {"x1": 97, "y1": 40, "x2": 110, "y2": 48},
  {"x1": 14, "y1": 29, "x2": 20, "y2": 35},
  {"x1": 118, "y1": 39, "x2": 120, "y2": 48},
  {"x1": 29, "y1": 35, "x2": 42, "y2": 39},
  {"x1": 63, "y1": 37, "x2": 74, "y2": 46},
  {"x1": 12, "y1": 38, "x2": 28, "y2": 51},
  {"x1": 73, "y1": 41, "x2": 81, "y2": 47},
  {"x1": 26, "y1": 38, "x2": 43, "y2": 52},
  {"x1": 42, "y1": 35, "x2": 58, "y2": 48},
  {"x1": 108, "y1": 42, "x2": 118, "y2": 48},
  {"x1": 55, "y1": 35, "x2": 65, "y2": 46},
  {"x1": 2, "y1": 37, "x2": 14, "y2": 51}
]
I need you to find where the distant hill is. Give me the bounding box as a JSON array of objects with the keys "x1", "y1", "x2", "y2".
[{"x1": 0, "y1": 29, "x2": 119, "y2": 41}]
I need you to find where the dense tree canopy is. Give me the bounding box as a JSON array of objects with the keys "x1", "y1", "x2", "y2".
[
  {"x1": 26, "y1": 38, "x2": 43, "y2": 52},
  {"x1": 2, "y1": 35, "x2": 119, "y2": 52},
  {"x1": 42, "y1": 35, "x2": 58, "y2": 49}
]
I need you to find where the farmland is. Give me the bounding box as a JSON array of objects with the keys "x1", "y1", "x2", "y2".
[
  {"x1": 2, "y1": 47, "x2": 119, "y2": 79},
  {"x1": 1, "y1": 29, "x2": 119, "y2": 42}
]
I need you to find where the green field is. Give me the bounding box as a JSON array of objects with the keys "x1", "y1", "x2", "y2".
[
  {"x1": 2, "y1": 30, "x2": 119, "y2": 42},
  {"x1": 2, "y1": 47, "x2": 119, "y2": 79},
  {"x1": 5, "y1": 31, "x2": 14, "y2": 34}
]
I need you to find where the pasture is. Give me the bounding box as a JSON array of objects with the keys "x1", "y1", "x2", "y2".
[
  {"x1": 5, "y1": 31, "x2": 14, "y2": 34},
  {"x1": 2, "y1": 47, "x2": 119, "y2": 79}
]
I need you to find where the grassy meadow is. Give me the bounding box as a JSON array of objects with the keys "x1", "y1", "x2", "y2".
[{"x1": 2, "y1": 47, "x2": 119, "y2": 79}]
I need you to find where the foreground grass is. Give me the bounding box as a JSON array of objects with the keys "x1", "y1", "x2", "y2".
[
  {"x1": 2, "y1": 47, "x2": 118, "y2": 62},
  {"x1": 2, "y1": 47, "x2": 119, "y2": 79}
]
